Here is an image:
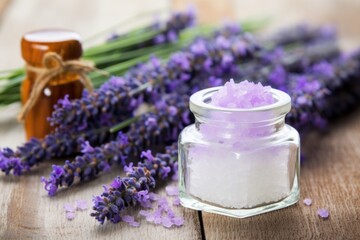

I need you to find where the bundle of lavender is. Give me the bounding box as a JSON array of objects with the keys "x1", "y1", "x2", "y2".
[
  {"x1": 1, "y1": 10, "x2": 360, "y2": 226},
  {"x1": 0, "y1": 23, "x2": 337, "y2": 177}
]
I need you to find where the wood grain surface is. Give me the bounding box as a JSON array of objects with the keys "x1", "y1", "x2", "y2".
[{"x1": 1, "y1": 0, "x2": 360, "y2": 239}]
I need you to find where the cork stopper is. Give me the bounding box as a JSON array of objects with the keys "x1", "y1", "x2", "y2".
[{"x1": 21, "y1": 29, "x2": 82, "y2": 67}]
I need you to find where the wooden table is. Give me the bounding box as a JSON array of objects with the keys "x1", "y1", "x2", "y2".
[{"x1": 1, "y1": 1, "x2": 360, "y2": 239}]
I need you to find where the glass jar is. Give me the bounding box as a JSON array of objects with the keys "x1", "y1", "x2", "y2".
[
  {"x1": 21, "y1": 29, "x2": 84, "y2": 140},
  {"x1": 178, "y1": 86, "x2": 300, "y2": 218}
]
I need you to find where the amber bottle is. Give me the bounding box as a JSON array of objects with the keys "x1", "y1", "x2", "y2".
[{"x1": 21, "y1": 29, "x2": 84, "y2": 140}]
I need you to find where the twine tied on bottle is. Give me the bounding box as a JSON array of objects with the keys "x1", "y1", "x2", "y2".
[{"x1": 18, "y1": 52, "x2": 108, "y2": 122}]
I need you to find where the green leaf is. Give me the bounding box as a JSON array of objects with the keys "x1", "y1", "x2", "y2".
[{"x1": 110, "y1": 115, "x2": 140, "y2": 133}]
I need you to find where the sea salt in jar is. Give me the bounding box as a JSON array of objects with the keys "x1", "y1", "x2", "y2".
[{"x1": 178, "y1": 80, "x2": 300, "y2": 218}]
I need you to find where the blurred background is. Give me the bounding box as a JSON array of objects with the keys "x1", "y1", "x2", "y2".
[
  {"x1": 0, "y1": 0, "x2": 360, "y2": 69},
  {"x1": 0, "y1": 0, "x2": 359, "y2": 147}
]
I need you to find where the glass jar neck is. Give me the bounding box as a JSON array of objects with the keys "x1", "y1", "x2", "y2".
[{"x1": 190, "y1": 87, "x2": 291, "y2": 140}]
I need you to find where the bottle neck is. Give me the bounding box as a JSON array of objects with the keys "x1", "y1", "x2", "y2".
[
  {"x1": 195, "y1": 113, "x2": 286, "y2": 140},
  {"x1": 189, "y1": 86, "x2": 291, "y2": 141}
]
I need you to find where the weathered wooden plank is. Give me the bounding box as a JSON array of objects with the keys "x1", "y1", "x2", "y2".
[{"x1": 201, "y1": 110, "x2": 360, "y2": 240}]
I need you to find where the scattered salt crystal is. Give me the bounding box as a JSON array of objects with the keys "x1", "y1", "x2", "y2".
[
  {"x1": 63, "y1": 203, "x2": 75, "y2": 213},
  {"x1": 139, "y1": 210, "x2": 151, "y2": 217},
  {"x1": 317, "y1": 208, "x2": 329, "y2": 219},
  {"x1": 75, "y1": 199, "x2": 88, "y2": 211},
  {"x1": 66, "y1": 212, "x2": 76, "y2": 220},
  {"x1": 128, "y1": 221, "x2": 140, "y2": 227},
  {"x1": 158, "y1": 197, "x2": 169, "y2": 208},
  {"x1": 161, "y1": 216, "x2": 174, "y2": 228},
  {"x1": 122, "y1": 215, "x2": 140, "y2": 227},
  {"x1": 122, "y1": 215, "x2": 134, "y2": 222},
  {"x1": 138, "y1": 192, "x2": 185, "y2": 229},
  {"x1": 165, "y1": 186, "x2": 179, "y2": 196},
  {"x1": 149, "y1": 192, "x2": 160, "y2": 201},
  {"x1": 153, "y1": 215, "x2": 162, "y2": 225},
  {"x1": 167, "y1": 209, "x2": 176, "y2": 218},
  {"x1": 172, "y1": 216, "x2": 185, "y2": 227},
  {"x1": 173, "y1": 197, "x2": 181, "y2": 206},
  {"x1": 146, "y1": 214, "x2": 155, "y2": 222},
  {"x1": 303, "y1": 198, "x2": 312, "y2": 206}
]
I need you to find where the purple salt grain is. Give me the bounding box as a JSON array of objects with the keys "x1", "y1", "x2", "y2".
[
  {"x1": 128, "y1": 221, "x2": 140, "y2": 227},
  {"x1": 149, "y1": 192, "x2": 160, "y2": 201},
  {"x1": 210, "y1": 79, "x2": 275, "y2": 108},
  {"x1": 75, "y1": 199, "x2": 88, "y2": 211},
  {"x1": 303, "y1": 198, "x2": 312, "y2": 206},
  {"x1": 139, "y1": 210, "x2": 151, "y2": 217},
  {"x1": 173, "y1": 197, "x2": 181, "y2": 206},
  {"x1": 165, "y1": 186, "x2": 179, "y2": 196},
  {"x1": 66, "y1": 212, "x2": 76, "y2": 220},
  {"x1": 317, "y1": 208, "x2": 330, "y2": 219},
  {"x1": 153, "y1": 215, "x2": 162, "y2": 225},
  {"x1": 166, "y1": 209, "x2": 176, "y2": 218},
  {"x1": 145, "y1": 214, "x2": 155, "y2": 223},
  {"x1": 64, "y1": 203, "x2": 75, "y2": 213},
  {"x1": 172, "y1": 216, "x2": 185, "y2": 226},
  {"x1": 122, "y1": 215, "x2": 140, "y2": 227},
  {"x1": 139, "y1": 195, "x2": 184, "y2": 228},
  {"x1": 161, "y1": 216, "x2": 174, "y2": 228}
]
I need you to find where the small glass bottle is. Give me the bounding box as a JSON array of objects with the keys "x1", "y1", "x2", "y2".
[
  {"x1": 21, "y1": 29, "x2": 84, "y2": 140},
  {"x1": 178, "y1": 86, "x2": 300, "y2": 218}
]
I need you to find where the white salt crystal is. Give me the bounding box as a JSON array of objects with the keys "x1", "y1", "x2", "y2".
[{"x1": 188, "y1": 143, "x2": 293, "y2": 208}]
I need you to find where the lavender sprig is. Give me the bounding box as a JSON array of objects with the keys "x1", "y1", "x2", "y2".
[
  {"x1": 0, "y1": 127, "x2": 113, "y2": 176},
  {"x1": 49, "y1": 77, "x2": 144, "y2": 133},
  {"x1": 152, "y1": 9, "x2": 196, "y2": 44},
  {"x1": 267, "y1": 24, "x2": 336, "y2": 47},
  {"x1": 41, "y1": 94, "x2": 189, "y2": 196},
  {"x1": 90, "y1": 144, "x2": 178, "y2": 224},
  {"x1": 240, "y1": 52, "x2": 360, "y2": 130}
]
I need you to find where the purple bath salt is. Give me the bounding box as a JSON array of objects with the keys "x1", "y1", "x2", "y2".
[
  {"x1": 317, "y1": 208, "x2": 330, "y2": 219},
  {"x1": 210, "y1": 79, "x2": 275, "y2": 108},
  {"x1": 303, "y1": 198, "x2": 312, "y2": 206},
  {"x1": 186, "y1": 80, "x2": 297, "y2": 209}
]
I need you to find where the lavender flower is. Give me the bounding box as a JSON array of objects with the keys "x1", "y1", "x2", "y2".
[
  {"x1": 109, "y1": 9, "x2": 195, "y2": 45},
  {"x1": 286, "y1": 53, "x2": 360, "y2": 130},
  {"x1": 90, "y1": 144, "x2": 177, "y2": 224},
  {"x1": 49, "y1": 76, "x2": 144, "y2": 133},
  {"x1": 268, "y1": 24, "x2": 337, "y2": 47},
  {"x1": 152, "y1": 9, "x2": 195, "y2": 44},
  {"x1": 42, "y1": 94, "x2": 189, "y2": 196},
  {"x1": 0, "y1": 123, "x2": 117, "y2": 176}
]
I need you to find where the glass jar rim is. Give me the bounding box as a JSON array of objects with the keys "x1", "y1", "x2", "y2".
[{"x1": 190, "y1": 86, "x2": 291, "y2": 116}]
